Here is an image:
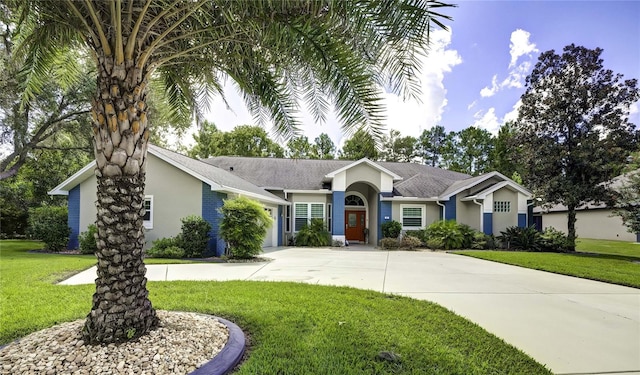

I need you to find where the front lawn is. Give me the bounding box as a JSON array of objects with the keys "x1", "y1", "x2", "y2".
[
  {"x1": 455, "y1": 239, "x2": 640, "y2": 289},
  {"x1": 0, "y1": 240, "x2": 550, "y2": 374}
]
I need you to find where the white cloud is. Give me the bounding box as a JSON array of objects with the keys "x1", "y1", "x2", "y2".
[
  {"x1": 502, "y1": 99, "x2": 522, "y2": 124},
  {"x1": 467, "y1": 100, "x2": 478, "y2": 110},
  {"x1": 509, "y1": 29, "x2": 538, "y2": 68},
  {"x1": 472, "y1": 108, "x2": 500, "y2": 135},
  {"x1": 478, "y1": 29, "x2": 538, "y2": 98},
  {"x1": 480, "y1": 75, "x2": 499, "y2": 97}
]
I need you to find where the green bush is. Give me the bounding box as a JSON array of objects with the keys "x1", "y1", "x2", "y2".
[
  {"x1": 405, "y1": 229, "x2": 427, "y2": 245},
  {"x1": 219, "y1": 196, "x2": 273, "y2": 259},
  {"x1": 27, "y1": 206, "x2": 70, "y2": 251},
  {"x1": 540, "y1": 227, "x2": 570, "y2": 252},
  {"x1": 498, "y1": 226, "x2": 542, "y2": 251},
  {"x1": 457, "y1": 224, "x2": 476, "y2": 249},
  {"x1": 179, "y1": 215, "x2": 212, "y2": 258},
  {"x1": 295, "y1": 219, "x2": 331, "y2": 247},
  {"x1": 426, "y1": 220, "x2": 464, "y2": 250},
  {"x1": 426, "y1": 238, "x2": 444, "y2": 250},
  {"x1": 146, "y1": 240, "x2": 185, "y2": 258},
  {"x1": 471, "y1": 232, "x2": 496, "y2": 250},
  {"x1": 400, "y1": 235, "x2": 421, "y2": 250},
  {"x1": 78, "y1": 224, "x2": 98, "y2": 254},
  {"x1": 381, "y1": 220, "x2": 402, "y2": 239},
  {"x1": 380, "y1": 237, "x2": 399, "y2": 250}
]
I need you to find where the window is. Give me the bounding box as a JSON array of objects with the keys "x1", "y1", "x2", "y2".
[
  {"x1": 494, "y1": 201, "x2": 511, "y2": 213},
  {"x1": 327, "y1": 203, "x2": 332, "y2": 233},
  {"x1": 285, "y1": 205, "x2": 291, "y2": 232},
  {"x1": 143, "y1": 196, "x2": 153, "y2": 229},
  {"x1": 294, "y1": 203, "x2": 325, "y2": 231},
  {"x1": 345, "y1": 195, "x2": 364, "y2": 206},
  {"x1": 401, "y1": 204, "x2": 424, "y2": 228}
]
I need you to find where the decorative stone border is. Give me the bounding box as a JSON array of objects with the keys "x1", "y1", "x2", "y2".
[{"x1": 190, "y1": 317, "x2": 246, "y2": 375}]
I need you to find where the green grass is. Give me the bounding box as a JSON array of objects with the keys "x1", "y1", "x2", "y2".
[
  {"x1": 455, "y1": 239, "x2": 640, "y2": 289},
  {"x1": 576, "y1": 238, "x2": 640, "y2": 260},
  {"x1": 0, "y1": 240, "x2": 550, "y2": 374}
]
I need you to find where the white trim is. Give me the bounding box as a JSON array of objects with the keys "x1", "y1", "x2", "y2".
[
  {"x1": 400, "y1": 204, "x2": 426, "y2": 230},
  {"x1": 327, "y1": 203, "x2": 333, "y2": 234},
  {"x1": 283, "y1": 189, "x2": 332, "y2": 194},
  {"x1": 460, "y1": 180, "x2": 532, "y2": 201},
  {"x1": 48, "y1": 161, "x2": 96, "y2": 195},
  {"x1": 143, "y1": 195, "x2": 153, "y2": 229},
  {"x1": 440, "y1": 171, "x2": 532, "y2": 200},
  {"x1": 149, "y1": 147, "x2": 224, "y2": 190},
  {"x1": 380, "y1": 196, "x2": 440, "y2": 202},
  {"x1": 324, "y1": 158, "x2": 403, "y2": 181}
]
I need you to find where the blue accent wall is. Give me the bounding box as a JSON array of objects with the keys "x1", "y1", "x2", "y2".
[
  {"x1": 67, "y1": 186, "x2": 80, "y2": 249},
  {"x1": 278, "y1": 206, "x2": 283, "y2": 246},
  {"x1": 444, "y1": 195, "x2": 456, "y2": 221},
  {"x1": 202, "y1": 183, "x2": 227, "y2": 256},
  {"x1": 527, "y1": 200, "x2": 534, "y2": 226},
  {"x1": 332, "y1": 191, "x2": 345, "y2": 235},
  {"x1": 483, "y1": 213, "x2": 493, "y2": 235},
  {"x1": 518, "y1": 213, "x2": 527, "y2": 228},
  {"x1": 378, "y1": 196, "x2": 392, "y2": 241},
  {"x1": 636, "y1": 233, "x2": 640, "y2": 243}
]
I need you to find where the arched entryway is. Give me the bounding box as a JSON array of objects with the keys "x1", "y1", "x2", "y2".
[{"x1": 344, "y1": 192, "x2": 368, "y2": 243}]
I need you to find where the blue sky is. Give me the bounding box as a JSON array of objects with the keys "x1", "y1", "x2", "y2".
[{"x1": 197, "y1": 1, "x2": 640, "y2": 148}]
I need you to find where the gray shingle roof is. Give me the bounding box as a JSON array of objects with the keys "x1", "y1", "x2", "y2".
[
  {"x1": 149, "y1": 145, "x2": 285, "y2": 203},
  {"x1": 203, "y1": 156, "x2": 473, "y2": 197}
]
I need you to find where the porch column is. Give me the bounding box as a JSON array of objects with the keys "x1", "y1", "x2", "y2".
[
  {"x1": 378, "y1": 193, "x2": 392, "y2": 242},
  {"x1": 332, "y1": 191, "x2": 345, "y2": 240}
]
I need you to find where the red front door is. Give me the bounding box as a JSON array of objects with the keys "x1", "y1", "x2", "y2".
[{"x1": 345, "y1": 211, "x2": 365, "y2": 242}]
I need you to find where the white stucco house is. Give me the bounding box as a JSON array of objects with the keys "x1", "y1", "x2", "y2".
[
  {"x1": 50, "y1": 145, "x2": 533, "y2": 256},
  {"x1": 532, "y1": 174, "x2": 640, "y2": 242}
]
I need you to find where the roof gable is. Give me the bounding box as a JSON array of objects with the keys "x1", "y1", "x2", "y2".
[{"x1": 324, "y1": 158, "x2": 403, "y2": 181}]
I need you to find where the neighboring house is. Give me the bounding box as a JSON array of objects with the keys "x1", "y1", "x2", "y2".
[
  {"x1": 532, "y1": 174, "x2": 640, "y2": 242},
  {"x1": 50, "y1": 145, "x2": 533, "y2": 255}
]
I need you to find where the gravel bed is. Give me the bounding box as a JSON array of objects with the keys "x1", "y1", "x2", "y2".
[{"x1": 0, "y1": 311, "x2": 229, "y2": 375}]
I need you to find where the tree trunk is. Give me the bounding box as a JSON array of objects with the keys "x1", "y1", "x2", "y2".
[
  {"x1": 566, "y1": 204, "x2": 577, "y2": 251},
  {"x1": 82, "y1": 55, "x2": 158, "y2": 344}
]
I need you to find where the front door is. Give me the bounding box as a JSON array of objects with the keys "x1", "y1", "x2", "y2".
[{"x1": 345, "y1": 211, "x2": 365, "y2": 242}]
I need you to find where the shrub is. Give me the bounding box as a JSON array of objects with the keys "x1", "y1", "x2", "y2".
[
  {"x1": 457, "y1": 224, "x2": 476, "y2": 249},
  {"x1": 219, "y1": 196, "x2": 272, "y2": 259},
  {"x1": 381, "y1": 220, "x2": 402, "y2": 239},
  {"x1": 146, "y1": 240, "x2": 185, "y2": 259},
  {"x1": 426, "y1": 238, "x2": 444, "y2": 250},
  {"x1": 380, "y1": 237, "x2": 399, "y2": 250},
  {"x1": 471, "y1": 232, "x2": 496, "y2": 250},
  {"x1": 404, "y1": 230, "x2": 427, "y2": 245},
  {"x1": 400, "y1": 235, "x2": 421, "y2": 250},
  {"x1": 540, "y1": 227, "x2": 570, "y2": 252},
  {"x1": 498, "y1": 226, "x2": 542, "y2": 251},
  {"x1": 78, "y1": 224, "x2": 98, "y2": 254},
  {"x1": 27, "y1": 206, "x2": 70, "y2": 251},
  {"x1": 426, "y1": 220, "x2": 464, "y2": 250},
  {"x1": 295, "y1": 219, "x2": 331, "y2": 247},
  {"x1": 179, "y1": 215, "x2": 212, "y2": 258}
]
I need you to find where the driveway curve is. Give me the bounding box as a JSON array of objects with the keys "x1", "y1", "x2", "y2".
[{"x1": 61, "y1": 247, "x2": 640, "y2": 375}]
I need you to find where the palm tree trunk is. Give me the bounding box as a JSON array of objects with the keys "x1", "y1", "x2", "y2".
[{"x1": 82, "y1": 55, "x2": 158, "y2": 344}]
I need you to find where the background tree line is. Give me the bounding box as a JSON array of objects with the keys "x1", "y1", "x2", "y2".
[{"x1": 187, "y1": 121, "x2": 521, "y2": 179}]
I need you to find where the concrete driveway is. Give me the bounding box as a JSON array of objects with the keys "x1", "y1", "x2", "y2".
[{"x1": 61, "y1": 247, "x2": 640, "y2": 375}]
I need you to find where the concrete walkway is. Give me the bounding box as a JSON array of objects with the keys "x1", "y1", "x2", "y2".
[{"x1": 60, "y1": 247, "x2": 640, "y2": 375}]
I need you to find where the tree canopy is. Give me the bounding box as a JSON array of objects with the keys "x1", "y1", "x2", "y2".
[{"x1": 514, "y1": 44, "x2": 639, "y2": 250}]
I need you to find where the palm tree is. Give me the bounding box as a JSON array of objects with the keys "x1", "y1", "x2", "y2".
[{"x1": 8, "y1": 0, "x2": 454, "y2": 343}]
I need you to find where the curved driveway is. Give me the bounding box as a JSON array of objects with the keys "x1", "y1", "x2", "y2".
[{"x1": 61, "y1": 247, "x2": 640, "y2": 375}]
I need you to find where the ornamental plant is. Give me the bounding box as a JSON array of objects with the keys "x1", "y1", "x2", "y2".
[{"x1": 219, "y1": 196, "x2": 272, "y2": 259}]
